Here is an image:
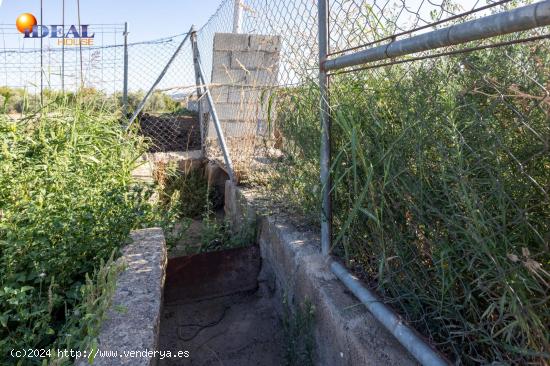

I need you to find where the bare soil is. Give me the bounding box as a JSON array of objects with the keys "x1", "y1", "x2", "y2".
[
  {"x1": 159, "y1": 247, "x2": 284, "y2": 366},
  {"x1": 160, "y1": 291, "x2": 283, "y2": 366}
]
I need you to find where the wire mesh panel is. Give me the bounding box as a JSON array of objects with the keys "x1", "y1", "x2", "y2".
[
  {"x1": 329, "y1": 42, "x2": 549, "y2": 365},
  {"x1": 194, "y1": 0, "x2": 319, "y2": 177},
  {"x1": 0, "y1": 24, "x2": 125, "y2": 114},
  {"x1": 126, "y1": 33, "x2": 200, "y2": 153},
  {"x1": 327, "y1": 0, "x2": 506, "y2": 55},
  {"x1": 320, "y1": 1, "x2": 549, "y2": 364},
  {"x1": 0, "y1": 23, "x2": 201, "y2": 154}
]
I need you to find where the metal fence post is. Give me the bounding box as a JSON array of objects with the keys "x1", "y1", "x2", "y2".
[
  {"x1": 318, "y1": 0, "x2": 332, "y2": 257},
  {"x1": 233, "y1": 0, "x2": 243, "y2": 33},
  {"x1": 190, "y1": 26, "x2": 204, "y2": 151},
  {"x1": 122, "y1": 22, "x2": 129, "y2": 117},
  {"x1": 61, "y1": 0, "x2": 65, "y2": 94},
  {"x1": 194, "y1": 48, "x2": 236, "y2": 183},
  {"x1": 40, "y1": 0, "x2": 43, "y2": 106}
]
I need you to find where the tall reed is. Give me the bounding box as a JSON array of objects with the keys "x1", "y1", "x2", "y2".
[{"x1": 272, "y1": 38, "x2": 549, "y2": 364}]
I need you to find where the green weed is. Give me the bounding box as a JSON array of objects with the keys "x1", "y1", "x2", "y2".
[
  {"x1": 282, "y1": 297, "x2": 315, "y2": 366},
  {"x1": 0, "y1": 98, "x2": 178, "y2": 364},
  {"x1": 269, "y1": 36, "x2": 549, "y2": 364}
]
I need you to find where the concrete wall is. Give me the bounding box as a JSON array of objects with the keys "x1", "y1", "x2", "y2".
[
  {"x1": 76, "y1": 228, "x2": 167, "y2": 366},
  {"x1": 225, "y1": 182, "x2": 418, "y2": 366},
  {"x1": 203, "y1": 33, "x2": 280, "y2": 166}
]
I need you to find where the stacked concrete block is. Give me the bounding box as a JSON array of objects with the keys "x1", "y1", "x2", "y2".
[{"x1": 203, "y1": 33, "x2": 281, "y2": 167}]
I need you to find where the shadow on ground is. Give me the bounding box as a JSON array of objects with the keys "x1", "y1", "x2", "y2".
[{"x1": 159, "y1": 247, "x2": 284, "y2": 366}]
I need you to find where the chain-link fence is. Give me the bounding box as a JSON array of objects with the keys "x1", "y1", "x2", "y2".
[
  {"x1": 272, "y1": 1, "x2": 549, "y2": 364},
  {"x1": 187, "y1": 0, "x2": 550, "y2": 364},
  {"x1": 0, "y1": 24, "x2": 125, "y2": 112},
  {"x1": 173, "y1": 1, "x2": 548, "y2": 363},
  {"x1": 125, "y1": 32, "x2": 200, "y2": 153},
  {"x1": 0, "y1": 2, "x2": 548, "y2": 363},
  {"x1": 192, "y1": 0, "x2": 319, "y2": 176},
  {"x1": 0, "y1": 23, "x2": 203, "y2": 153}
]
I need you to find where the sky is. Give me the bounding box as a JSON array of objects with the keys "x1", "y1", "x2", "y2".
[
  {"x1": 0, "y1": 0, "x2": 487, "y2": 93},
  {"x1": 0, "y1": 0, "x2": 224, "y2": 42}
]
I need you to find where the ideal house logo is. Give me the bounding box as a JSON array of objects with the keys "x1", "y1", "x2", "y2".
[{"x1": 16, "y1": 13, "x2": 95, "y2": 45}]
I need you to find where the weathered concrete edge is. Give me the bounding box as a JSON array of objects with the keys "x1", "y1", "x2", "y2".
[
  {"x1": 77, "y1": 228, "x2": 167, "y2": 366},
  {"x1": 225, "y1": 182, "x2": 417, "y2": 366}
]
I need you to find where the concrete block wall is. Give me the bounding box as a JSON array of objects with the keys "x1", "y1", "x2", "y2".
[{"x1": 203, "y1": 33, "x2": 281, "y2": 167}]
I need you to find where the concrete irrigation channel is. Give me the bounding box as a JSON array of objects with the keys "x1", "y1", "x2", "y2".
[{"x1": 89, "y1": 154, "x2": 424, "y2": 365}]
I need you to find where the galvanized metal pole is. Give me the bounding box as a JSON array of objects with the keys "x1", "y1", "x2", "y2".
[
  {"x1": 40, "y1": 0, "x2": 43, "y2": 106},
  {"x1": 331, "y1": 261, "x2": 449, "y2": 365},
  {"x1": 190, "y1": 26, "x2": 205, "y2": 150},
  {"x1": 318, "y1": 0, "x2": 332, "y2": 257},
  {"x1": 61, "y1": 0, "x2": 65, "y2": 94},
  {"x1": 126, "y1": 29, "x2": 193, "y2": 130},
  {"x1": 195, "y1": 57, "x2": 236, "y2": 183},
  {"x1": 325, "y1": 0, "x2": 550, "y2": 71},
  {"x1": 233, "y1": 0, "x2": 243, "y2": 33},
  {"x1": 122, "y1": 22, "x2": 129, "y2": 117},
  {"x1": 77, "y1": 0, "x2": 84, "y2": 88}
]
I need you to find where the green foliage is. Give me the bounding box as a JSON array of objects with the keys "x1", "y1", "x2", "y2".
[
  {"x1": 0, "y1": 86, "x2": 183, "y2": 116},
  {"x1": 155, "y1": 162, "x2": 211, "y2": 219},
  {"x1": 272, "y1": 39, "x2": 549, "y2": 364},
  {"x1": 267, "y1": 83, "x2": 322, "y2": 223},
  {"x1": 282, "y1": 297, "x2": 315, "y2": 366},
  {"x1": 143, "y1": 91, "x2": 179, "y2": 113},
  {"x1": 124, "y1": 90, "x2": 181, "y2": 115},
  {"x1": 198, "y1": 214, "x2": 256, "y2": 254},
  {"x1": 153, "y1": 161, "x2": 254, "y2": 255},
  {"x1": 0, "y1": 103, "x2": 176, "y2": 365},
  {"x1": 0, "y1": 87, "x2": 38, "y2": 114},
  {"x1": 49, "y1": 253, "x2": 123, "y2": 366}
]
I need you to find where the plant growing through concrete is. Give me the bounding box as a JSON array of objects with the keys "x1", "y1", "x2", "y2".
[
  {"x1": 282, "y1": 296, "x2": 315, "y2": 366},
  {"x1": 198, "y1": 199, "x2": 257, "y2": 254},
  {"x1": 153, "y1": 160, "x2": 258, "y2": 255},
  {"x1": 155, "y1": 161, "x2": 211, "y2": 219}
]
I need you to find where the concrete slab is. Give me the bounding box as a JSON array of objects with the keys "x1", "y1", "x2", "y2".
[{"x1": 76, "y1": 228, "x2": 167, "y2": 366}]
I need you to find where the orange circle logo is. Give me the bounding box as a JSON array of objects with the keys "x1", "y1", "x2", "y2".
[{"x1": 16, "y1": 13, "x2": 37, "y2": 34}]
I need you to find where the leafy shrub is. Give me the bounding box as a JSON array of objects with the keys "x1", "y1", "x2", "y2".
[
  {"x1": 0, "y1": 86, "x2": 182, "y2": 117},
  {"x1": 0, "y1": 87, "x2": 29, "y2": 113},
  {"x1": 0, "y1": 104, "x2": 174, "y2": 364},
  {"x1": 49, "y1": 253, "x2": 123, "y2": 366}
]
